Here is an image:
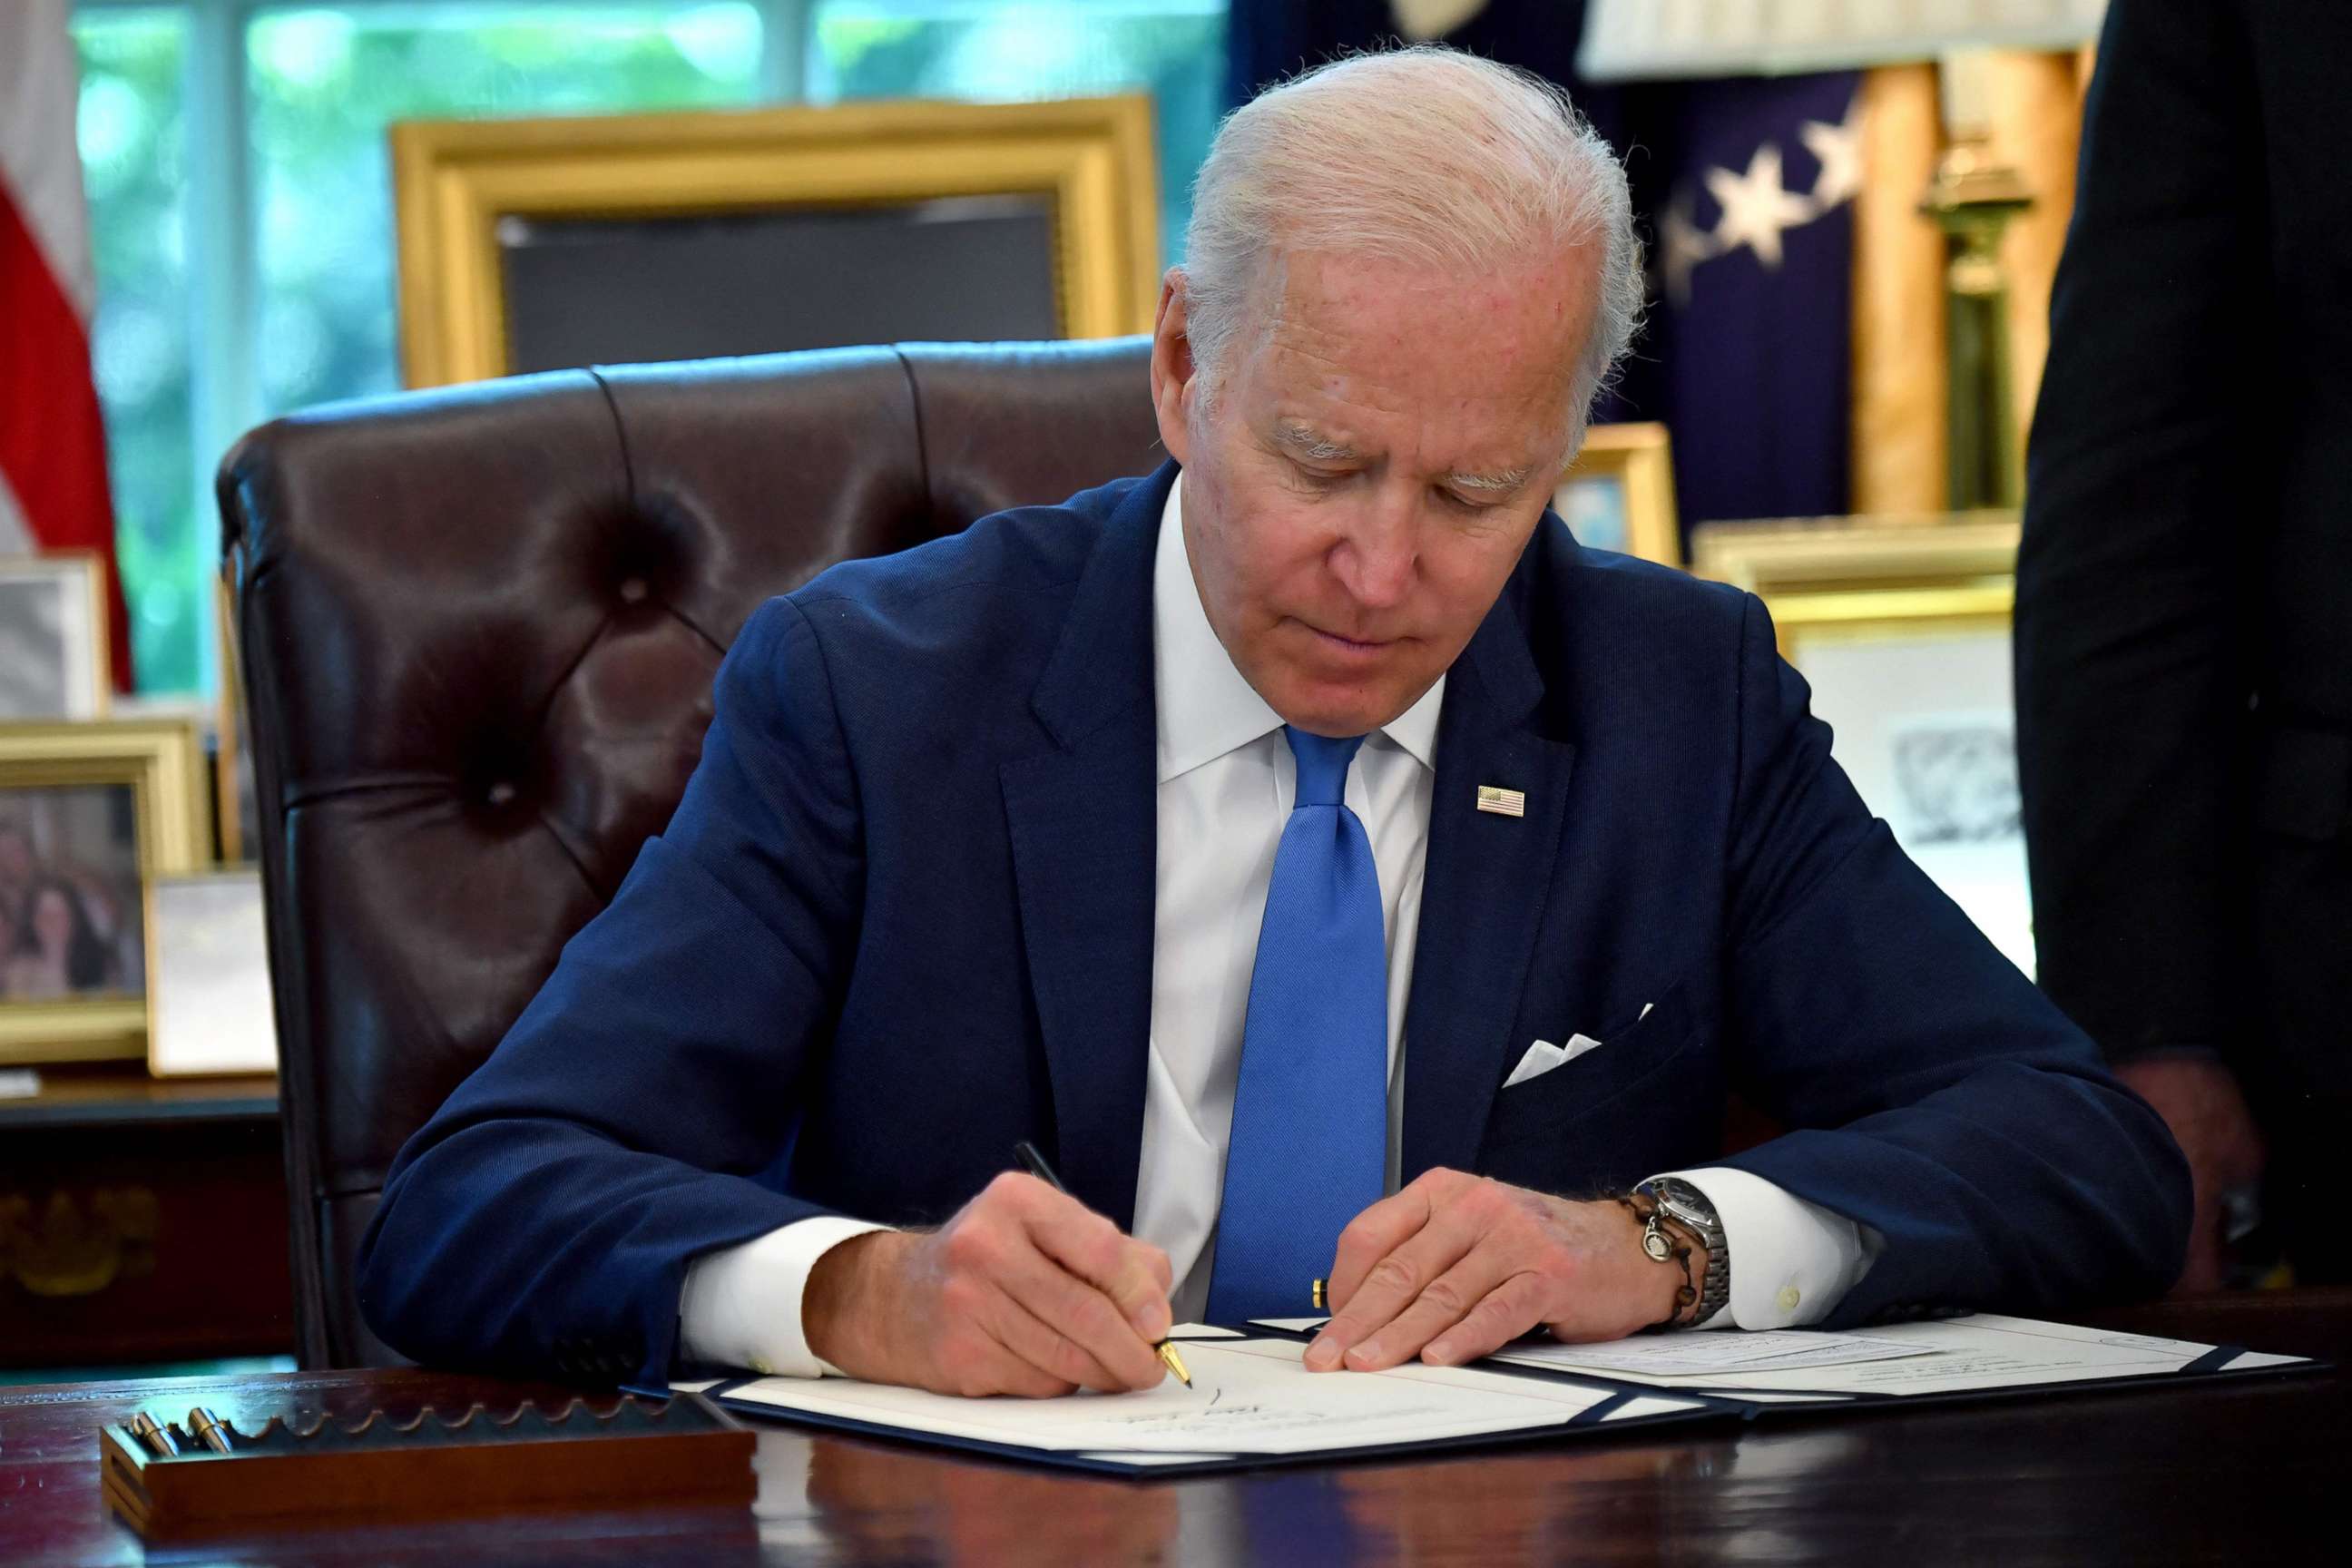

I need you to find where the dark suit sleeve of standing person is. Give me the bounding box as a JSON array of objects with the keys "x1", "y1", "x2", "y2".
[
  {"x1": 1705, "y1": 593, "x2": 2191, "y2": 1322},
  {"x1": 2014, "y1": 0, "x2": 2270, "y2": 1069},
  {"x1": 356, "y1": 598, "x2": 864, "y2": 1383}
]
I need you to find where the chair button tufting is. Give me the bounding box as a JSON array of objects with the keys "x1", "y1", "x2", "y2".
[
  {"x1": 485, "y1": 780, "x2": 518, "y2": 808},
  {"x1": 617, "y1": 575, "x2": 649, "y2": 604}
]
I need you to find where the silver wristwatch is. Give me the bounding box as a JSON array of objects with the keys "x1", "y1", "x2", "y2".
[{"x1": 1638, "y1": 1178, "x2": 1730, "y2": 1326}]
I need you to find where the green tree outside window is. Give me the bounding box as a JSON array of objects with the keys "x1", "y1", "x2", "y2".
[
  {"x1": 73, "y1": 2, "x2": 1226, "y2": 697},
  {"x1": 74, "y1": 7, "x2": 195, "y2": 695}
]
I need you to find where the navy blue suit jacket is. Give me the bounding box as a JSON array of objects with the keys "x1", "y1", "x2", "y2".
[{"x1": 359, "y1": 462, "x2": 2189, "y2": 1383}]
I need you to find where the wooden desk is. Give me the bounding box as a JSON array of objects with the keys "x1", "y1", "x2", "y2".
[
  {"x1": 2, "y1": 1291, "x2": 2340, "y2": 1566},
  {"x1": 0, "y1": 1068, "x2": 291, "y2": 1367}
]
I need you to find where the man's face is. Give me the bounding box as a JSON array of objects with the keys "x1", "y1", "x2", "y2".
[{"x1": 1151, "y1": 246, "x2": 1598, "y2": 736}]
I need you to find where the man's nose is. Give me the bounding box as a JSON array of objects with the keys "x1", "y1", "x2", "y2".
[{"x1": 1330, "y1": 490, "x2": 1418, "y2": 610}]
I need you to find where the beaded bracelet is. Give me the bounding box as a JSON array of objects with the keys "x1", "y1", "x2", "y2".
[{"x1": 1614, "y1": 1191, "x2": 1703, "y2": 1333}]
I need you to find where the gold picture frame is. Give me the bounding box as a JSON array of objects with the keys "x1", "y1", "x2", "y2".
[
  {"x1": 393, "y1": 95, "x2": 1162, "y2": 388},
  {"x1": 1770, "y1": 586, "x2": 2033, "y2": 976},
  {"x1": 1553, "y1": 422, "x2": 1681, "y2": 566},
  {"x1": 1690, "y1": 512, "x2": 2033, "y2": 975},
  {"x1": 1690, "y1": 511, "x2": 2020, "y2": 654},
  {"x1": 1769, "y1": 583, "x2": 2016, "y2": 651},
  {"x1": 0, "y1": 720, "x2": 208, "y2": 1065},
  {"x1": 1690, "y1": 510, "x2": 2019, "y2": 588}
]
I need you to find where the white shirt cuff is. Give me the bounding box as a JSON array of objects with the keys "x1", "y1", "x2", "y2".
[
  {"x1": 677, "y1": 1215, "x2": 891, "y2": 1377},
  {"x1": 1651, "y1": 1167, "x2": 1881, "y2": 1329}
]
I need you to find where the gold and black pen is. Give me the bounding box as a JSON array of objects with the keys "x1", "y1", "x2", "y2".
[{"x1": 1011, "y1": 1140, "x2": 1191, "y2": 1388}]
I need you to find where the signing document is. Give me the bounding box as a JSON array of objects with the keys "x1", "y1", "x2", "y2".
[
  {"x1": 681, "y1": 1317, "x2": 2316, "y2": 1471},
  {"x1": 682, "y1": 1332, "x2": 1712, "y2": 1473}
]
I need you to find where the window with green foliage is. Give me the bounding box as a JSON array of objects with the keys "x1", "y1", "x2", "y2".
[
  {"x1": 249, "y1": 5, "x2": 767, "y2": 416},
  {"x1": 70, "y1": 0, "x2": 1227, "y2": 696},
  {"x1": 810, "y1": 2, "x2": 1223, "y2": 270},
  {"x1": 73, "y1": 6, "x2": 194, "y2": 699}
]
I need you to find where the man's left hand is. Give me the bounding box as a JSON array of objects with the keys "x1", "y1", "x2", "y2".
[{"x1": 1302, "y1": 1168, "x2": 1701, "y2": 1372}]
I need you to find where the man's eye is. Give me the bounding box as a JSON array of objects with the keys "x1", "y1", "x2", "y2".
[{"x1": 1292, "y1": 464, "x2": 1349, "y2": 487}]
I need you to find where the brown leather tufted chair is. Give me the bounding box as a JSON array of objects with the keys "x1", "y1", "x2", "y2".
[{"x1": 219, "y1": 338, "x2": 1162, "y2": 1367}]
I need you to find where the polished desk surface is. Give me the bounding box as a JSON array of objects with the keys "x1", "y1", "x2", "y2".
[{"x1": 4, "y1": 1291, "x2": 2343, "y2": 1566}]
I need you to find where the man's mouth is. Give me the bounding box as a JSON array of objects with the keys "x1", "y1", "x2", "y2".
[{"x1": 1303, "y1": 623, "x2": 1401, "y2": 660}]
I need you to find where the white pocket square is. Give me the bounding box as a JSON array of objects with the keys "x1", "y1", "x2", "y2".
[{"x1": 1505, "y1": 1003, "x2": 1653, "y2": 1088}]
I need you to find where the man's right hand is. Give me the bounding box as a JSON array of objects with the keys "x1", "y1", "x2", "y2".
[{"x1": 801, "y1": 1172, "x2": 1175, "y2": 1396}]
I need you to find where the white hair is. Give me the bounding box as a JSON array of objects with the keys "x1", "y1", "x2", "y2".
[{"x1": 1182, "y1": 45, "x2": 1644, "y2": 452}]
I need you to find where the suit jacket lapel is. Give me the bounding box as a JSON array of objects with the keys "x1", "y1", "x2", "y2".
[
  {"x1": 998, "y1": 462, "x2": 1175, "y2": 1231},
  {"x1": 1402, "y1": 555, "x2": 1579, "y2": 1181}
]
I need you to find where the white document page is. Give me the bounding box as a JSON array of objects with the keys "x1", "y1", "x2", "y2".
[
  {"x1": 1496, "y1": 1315, "x2": 2306, "y2": 1397},
  {"x1": 1495, "y1": 1328, "x2": 1934, "y2": 1378},
  {"x1": 1252, "y1": 1318, "x2": 1914, "y2": 1399},
  {"x1": 711, "y1": 1334, "x2": 1707, "y2": 1457}
]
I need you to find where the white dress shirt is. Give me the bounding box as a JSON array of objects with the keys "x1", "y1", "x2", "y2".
[{"x1": 680, "y1": 475, "x2": 1875, "y2": 1377}]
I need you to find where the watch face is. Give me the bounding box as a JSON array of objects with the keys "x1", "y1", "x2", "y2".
[{"x1": 1652, "y1": 1181, "x2": 1721, "y2": 1234}]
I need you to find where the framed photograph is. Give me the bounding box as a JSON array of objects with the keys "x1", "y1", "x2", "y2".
[
  {"x1": 1553, "y1": 422, "x2": 1681, "y2": 565},
  {"x1": 0, "y1": 720, "x2": 208, "y2": 1065},
  {"x1": 1690, "y1": 514, "x2": 2033, "y2": 976},
  {"x1": 147, "y1": 867, "x2": 276, "y2": 1077},
  {"x1": 0, "y1": 552, "x2": 109, "y2": 720},
  {"x1": 393, "y1": 96, "x2": 1162, "y2": 388}
]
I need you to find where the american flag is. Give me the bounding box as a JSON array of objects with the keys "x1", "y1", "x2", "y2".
[{"x1": 1, "y1": 0, "x2": 132, "y2": 688}]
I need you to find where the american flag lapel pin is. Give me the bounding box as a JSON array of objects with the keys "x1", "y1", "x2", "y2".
[{"x1": 1475, "y1": 785, "x2": 1526, "y2": 818}]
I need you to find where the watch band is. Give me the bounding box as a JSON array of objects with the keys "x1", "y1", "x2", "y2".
[{"x1": 1640, "y1": 1178, "x2": 1730, "y2": 1326}]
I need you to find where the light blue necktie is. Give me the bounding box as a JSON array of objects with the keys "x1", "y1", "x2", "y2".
[{"x1": 1206, "y1": 727, "x2": 1387, "y2": 1324}]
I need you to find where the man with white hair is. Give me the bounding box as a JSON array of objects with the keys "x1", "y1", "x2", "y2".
[{"x1": 360, "y1": 47, "x2": 2189, "y2": 1394}]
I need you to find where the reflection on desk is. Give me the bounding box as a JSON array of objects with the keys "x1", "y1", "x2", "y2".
[{"x1": 1, "y1": 1290, "x2": 2341, "y2": 1566}]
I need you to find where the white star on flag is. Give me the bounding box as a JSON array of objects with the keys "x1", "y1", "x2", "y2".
[
  {"x1": 1798, "y1": 94, "x2": 1865, "y2": 211},
  {"x1": 1660, "y1": 190, "x2": 1721, "y2": 309},
  {"x1": 1704, "y1": 142, "x2": 1817, "y2": 270},
  {"x1": 1388, "y1": 0, "x2": 1490, "y2": 41}
]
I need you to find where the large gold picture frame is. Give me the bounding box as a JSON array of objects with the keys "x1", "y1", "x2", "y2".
[
  {"x1": 0, "y1": 720, "x2": 208, "y2": 1065},
  {"x1": 1690, "y1": 512, "x2": 2033, "y2": 975},
  {"x1": 1690, "y1": 511, "x2": 2019, "y2": 653},
  {"x1": 393, "y1": 95, "x2": 1162, "y2": 387}
]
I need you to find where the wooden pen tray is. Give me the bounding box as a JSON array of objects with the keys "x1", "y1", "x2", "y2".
[{"x1": 101, "y1": 1393, "x2": 755, "y2": 1540}]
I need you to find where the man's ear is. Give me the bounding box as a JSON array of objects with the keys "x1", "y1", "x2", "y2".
[{"x1": 1149, "y1": 270, "x2": 1195, "y2": 466}]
